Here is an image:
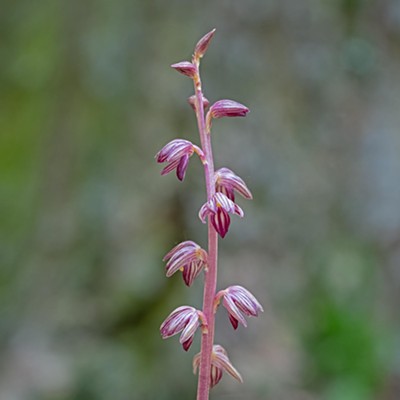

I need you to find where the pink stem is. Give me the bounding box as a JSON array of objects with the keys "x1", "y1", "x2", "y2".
[{"x1": 193, "y1": 63, "x2": 218, "y2": 400}]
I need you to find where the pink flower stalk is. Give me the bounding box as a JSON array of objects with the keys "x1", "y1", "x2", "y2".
[
  {"x1": 163, "y1": 241, "x2": 208, "y2": 287},
  {"x1": 155, "y1": 139, "x2": 203, "y2": 181},
  {"x1": 156, "y1": 29, "x2": 262, "y2": 400},
  {"x1": 215, "y1": 167, "x2": 253, "y2": 201},
  {"x1": 160, "y1": 306, "x2": 202, "y2": 351},
  {"x1": 199, "y1": 192, "x2": 244, "y2": 238},
  {"x1": 218, "y1": 285, "x2": 264, "y2": 330},
  {"x1": 193, "y1": 344, "x2": 243, "y2": 388}
]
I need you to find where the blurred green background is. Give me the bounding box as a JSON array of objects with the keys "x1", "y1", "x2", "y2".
[{"x1": 1, "y1": 0, "x2": 400, "y2": 399}]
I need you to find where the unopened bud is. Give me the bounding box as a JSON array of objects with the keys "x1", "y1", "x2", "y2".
[
  {"x1": 194, "y1": 29, "x2": 216, "y2": 59},
  {"x1": 171, "y1": 61, "x2": 197, "y2": 78},
  {"x1": 188, "y1": 94, "x2": 210, "y2": 111},
  {"x1": 209, "y1": 99, "x2": 249, "y2": 119}
]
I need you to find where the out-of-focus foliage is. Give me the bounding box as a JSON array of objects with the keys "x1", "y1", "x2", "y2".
[{"x1": 1, "y1": 1, "x2": 400, "y2": 399}]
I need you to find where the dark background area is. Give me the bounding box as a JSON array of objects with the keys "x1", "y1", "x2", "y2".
[{"x1": 1, "y1": 1, "x2": 400, "y2": 399}]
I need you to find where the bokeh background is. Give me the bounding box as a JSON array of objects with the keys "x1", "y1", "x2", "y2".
[{"x1": 1, "y1": 1, "x2": 400, "y2": 399}]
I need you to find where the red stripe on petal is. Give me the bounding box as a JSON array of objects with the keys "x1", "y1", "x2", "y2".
[{"x1": 212, "y1": 208, "x2": 230, "y2": 238}]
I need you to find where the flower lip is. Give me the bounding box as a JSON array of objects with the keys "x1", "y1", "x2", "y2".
[
  {"x1": 160, "y1": 305, "x2": 201, "y2": 351},
  {"x1": 215, "y1": 167, "x2": 253, "y2": 201},
  {"x1": 221, "y1": 285, "x2": 263, "y2": 330},
  {"x1": 163, "y1": 240, "x2": 208, "y2": 287},
  {"x1": 198, "y1": 192, "x2": 244, "y2": 238}
]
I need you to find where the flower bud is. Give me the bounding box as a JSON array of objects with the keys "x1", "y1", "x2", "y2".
[
  {"x1": 188, "y1": 94, "x2": 210, "y2": 111},
  {"x1": 209, "y1": 99, "x2": 249, "y2": 119},
  {"x1": 171, "y1": 61, "x2": 197, "y2": 78},
  {"x1": 194, "y1": 28, "x2": 216, "y2": 59}
]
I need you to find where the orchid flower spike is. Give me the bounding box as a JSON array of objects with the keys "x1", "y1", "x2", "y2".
[
  {"x1": 163, "y1": 241, "x2": 208, "y2": 287},
  {"x1": 215, "y1": 167, "x2": 253, "y2": 201},
  {"x1": 199, "y1": 192, "x2": 244, "y2": 238},
  {"x1": 155, "y1": 139, "x2": 203, "y2": 181},
  {"x1": 193, "y1": 344, "x2": 243, "y2": 388},
  {"x1": 160, "y1": 306, "x2": 203, "y2": 351},
  {"x1": 219, "y1": 285, "x2": 263, "y2": 330}
]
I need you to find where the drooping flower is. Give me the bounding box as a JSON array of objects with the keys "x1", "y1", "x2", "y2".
[
  {"x1": 199, "y1": 192, "x2": 244, "y2": 238},
  {"x1": 194, "y1": 28, "x2": 216, "y2": 60},
  {"x1": 163, "y1": 241, "x2": 208, "y2": 287},
  {"x1": 215, "y1": 167, "x2": 253, "y2": 201},
  {"x1": 193, "y1": 344, "x2": 243, "y2": 388},
  {"x1": 160, "y1": 306, "x2": 201, "y2": 351},
  {"x1": 219, "y1": 285, "x2": 263, "y2": 330},
  {"x1": 155, "y1": 139, "x2": 203, "y2": 181},
  {"x1": 171, "y1": 61, "x2": 197, "y2": 78}
]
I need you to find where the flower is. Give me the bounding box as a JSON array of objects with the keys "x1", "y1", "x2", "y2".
[
  {"x1": 155, "y1": 139, "x2": 202, "y2": 181},
  {"x1": 194, "y1": 28, "x2": 216, "y2": 59},
  {"x1": 171, "y1": 61, "x2": 197, "y2": 78},
  {"x1": 220, "y1": 285, "x2": 263, "y2": 330},
  {"x1": 160, "y1": 306, "x2": 201, "y2": 351},
  {"x1": 193, "y1": 344, "x2": 243, "y2": 388},
  {"x1": 215, "y1": 167, "x2": 252, "y2": 201},
  {"x1": 163, "y1": 241, "x2": 208, "y2": 287},
  {"x1": 199, "y1": 192, "x2": 244, "y2": 238},
  {"x1": 209, "y1": 99, "x2": 249, "y2": 119}
]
